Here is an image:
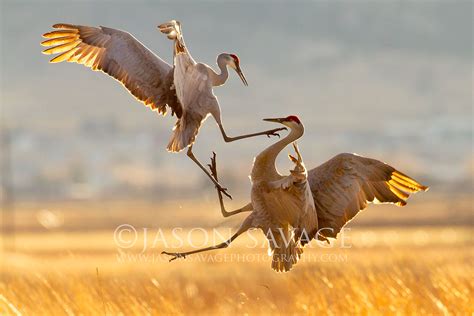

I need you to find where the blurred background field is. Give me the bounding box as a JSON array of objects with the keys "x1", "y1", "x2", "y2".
[
  {"x1": 1, "y1": 0, "x2": 473, "y2": 315},
  {"x1": 1, "y1": 1, "x2": 472, "y2": 202}
]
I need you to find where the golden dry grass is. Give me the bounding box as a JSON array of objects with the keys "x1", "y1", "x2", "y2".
[
  {"x1": 0, "y1": 199, "x2": 472, "y2": 315},
  {"x1": 0, "y1": 199, "x2": 474, "y2": 315}
]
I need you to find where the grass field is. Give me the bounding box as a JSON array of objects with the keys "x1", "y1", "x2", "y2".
[{"x1": 1, "y1": 199, "x2": 473, "y2": 315}]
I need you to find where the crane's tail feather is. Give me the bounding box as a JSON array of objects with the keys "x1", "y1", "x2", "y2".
[
  {"x1": 158, "y1": 20, "x2": 180, "y2": 39},
  {"x1": 268, "y1": 230, "x2": 303, "y2": 272},
  {"x1": 158, "y1": 20, "x2": 185, "y2": 53},
  {"x1": 167, "y1": 113, "x2": 204, "y2": 153}
]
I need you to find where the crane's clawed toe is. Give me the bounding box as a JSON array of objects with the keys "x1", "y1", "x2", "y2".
[
  {"x1": 266, "y1": 127, "x2": 288, "y2": 138},
  {"x1": 217, "y1": 186, "x2": 232, "y2": 200},
  {"x1": 161, "y1": 251, "x2": 186, "y2": 262},
  {"x1": 208, "y1": 152, "x2": 233, "y2": 200},
  {"x1": 208, "y1": 152, "x2": 219, "y2": 181}
]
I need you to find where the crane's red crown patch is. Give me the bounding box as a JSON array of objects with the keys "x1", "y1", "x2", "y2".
[
  {"x1": 229, "y1": 54, "x2": 239, "y2": 63},
  {"x1": 286, "y1": 115, "x2": 301, "y2": 124}
]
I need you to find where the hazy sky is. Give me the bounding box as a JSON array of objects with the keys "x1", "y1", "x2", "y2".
[{"x1": 1, "y1": 1, "x2": 472, "y2": 197}]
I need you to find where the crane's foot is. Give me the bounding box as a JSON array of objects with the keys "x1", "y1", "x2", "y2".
[
  {"x1": 208, "y1": 152, "x2": 232, "y2": 200},
  {"x1": 161, "y1": 251, "x2": 186, "y2": 262},
  {"x1": 217, "y1": 185, "x2": 232, "y2": 200},
  {"x1": 266, "y1": 127, "x2": 287, "y2": 138},
  {"x1": 208, "y1": 151, "x2": 219, "y2": 181}
]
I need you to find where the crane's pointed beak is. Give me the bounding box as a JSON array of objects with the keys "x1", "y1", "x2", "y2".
[
  {"x1": 263, "y1": 118, "x2": 285, "y2": 123},
  {"x1": 235, "y1": 65, "x2": 248, "y2": 86}
]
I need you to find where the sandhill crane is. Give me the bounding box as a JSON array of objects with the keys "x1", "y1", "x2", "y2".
[
  {"x1": 41, "y1": 21, "x2": 285, "y2": 198},
  {"x1": 162, "y1": 115, "x2": 428, "y2": 272}
]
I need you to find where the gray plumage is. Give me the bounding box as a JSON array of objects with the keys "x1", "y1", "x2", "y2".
[
  {"x1": 162, "y1": 116, "x2": 428, "y2": 272},
  {"x1": 42, "y1": 21, "x2": 285, "y2": 198}
]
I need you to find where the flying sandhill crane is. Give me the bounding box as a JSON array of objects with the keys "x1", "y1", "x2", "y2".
[
  {"x1": 41, "y1": 20, "x2": 285, "y2": 198},
  {"x1": 162, "y1": 115, "x2": 428, "y2": 272}
]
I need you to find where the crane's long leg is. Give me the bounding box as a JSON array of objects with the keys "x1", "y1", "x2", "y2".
[
  {"x1": 162, "y1": 214, "x2": 254, "y2": 262},
  {"x1": 187, "y1": 145, "x2": 232, "y2": 199},
  {"x1": 218, "y1": 123, "x2": 287, "y2": 142},
  {"x1": 208, "y1": 152, "x2": 253, "y2": 217}
]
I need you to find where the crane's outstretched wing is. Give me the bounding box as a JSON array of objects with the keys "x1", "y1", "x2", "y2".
[
  {"x1": 42, "y1": 24, "x2": 182, "y2": 117},
  {"x1": 307, "y1": 153, "x2": 428, "y2": 239}
]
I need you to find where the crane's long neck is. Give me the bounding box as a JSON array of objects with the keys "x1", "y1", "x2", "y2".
[
  {"x1": 251, "y1": 126, "x2": 304, "y2": 181},
  {"x1": 210, "y1": 55, "x2": 229, "y2": 86}
]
